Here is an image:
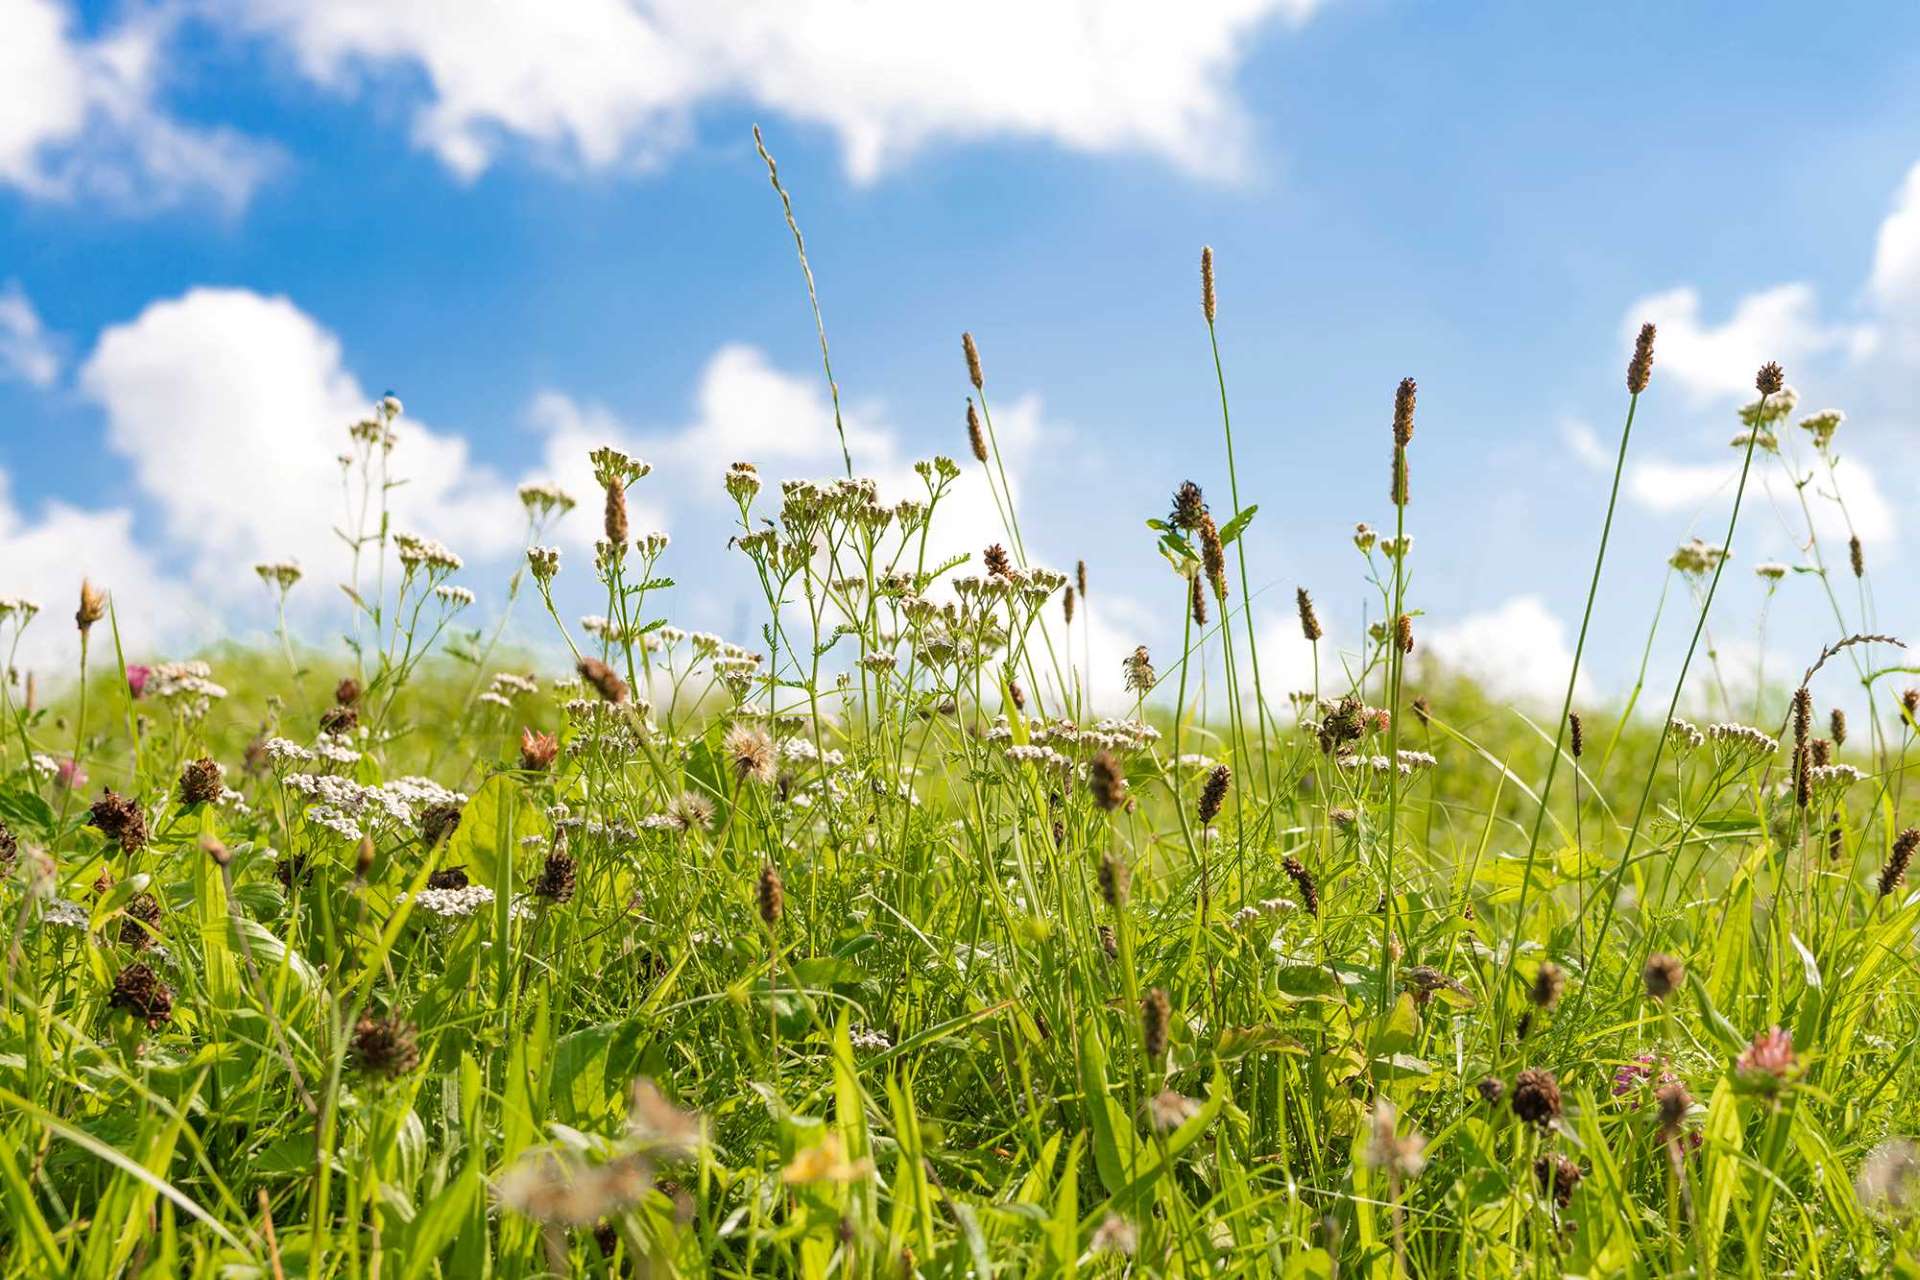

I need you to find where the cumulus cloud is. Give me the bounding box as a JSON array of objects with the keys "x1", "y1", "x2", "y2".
[
  {"x1": 1422, "y1": 595, "x2": 1592, "y2": 706},
  {"x1": 1, "y1": 0, "x2": 275, "y2": 211},
  {"x1": 78, "y1": 287, "x2": 525, "y2": 597},
  {"x1": 1620, "y1": 284, "x2": 1875, "y2": 406},
  {"x1": 0, "y1": 283, "x2": 60, "y2": 387},
  {"x1": 217, "y1": 0, "x2": 1320, "y2": 183}
]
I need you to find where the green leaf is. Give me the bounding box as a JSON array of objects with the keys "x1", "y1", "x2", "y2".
[
  {"x1": 0, "y1": 787, "x2": 55, "y2": 837},
  {"x1": 1217, "y1": 504, "x2": 1258, "y2": 545}
]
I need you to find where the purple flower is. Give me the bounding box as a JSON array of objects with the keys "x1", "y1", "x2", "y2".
[
  {"x1": 55, "y1": 758, "x2": 87, "y2": 791},
  {"x1": 1612, "y1": 1053, "x2": 1656, "y2": 1097},
  {"x1": 125, "y1": 665, "x2": 150, "y2": 699}
]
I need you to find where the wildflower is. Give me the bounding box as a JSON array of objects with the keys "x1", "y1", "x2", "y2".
[
  {"x1": 577, "y1": 656, "x2": 628, "y2": 705},
  {"x1": 1169, "y1": 481, "x2": 1208, "y2": 532},
  {"x1": 411, "y1": 884, "x2": 496, "y2": 917},
  {"x1": 118, "y1": 892, "x2": 161, "y2": 949},
  {"x1": 527, "y1": 545, "x2": 561, "y2": 584},
  {"x1": 1667, "y1": 718, "x2": 1704, "y2": 754},
  {"x1": 757, "y1": 862, "x2": 783, "y2": 926},
  {"x1": 1754, "y1": 562, "x2": 1789, "y2": 582},
  {"x1": 724, "y1": 461, "x2": 761, "y2": 505},
  {"x1": 1087, "y1": 750, "x2": 1127, "y2": 812},
  {"x1": 253, "y1": 561, "x2": 301, "y2": 591},
  {"x1": 125, "y1": 664, "x2": 150, "y2": 698},
  {"x1": 1197, "y1": 764, "x2": 1230, "y2": 827},
  {"x1": 394, "y1": 534, "x2": 463, "y2": 573},
  {"x1": 1611, "y1": 1053, "x2": 1657, "y2": 1097},
  {"x1": 983, "y1": 543, "x2": 1012, "y2": 579},
  {"x1": 1098, "y1": 853, "x2": 1131, "y2": 910},
  {"x1": 1756, "y1": 361, "x2": 1785, "y2": 395},
  {"x1": 1879, "y1": 828, "x2": 1919, "y2": 897},
  {"x1": 962, "y1": 331, "x2": 984, "y2": 390},
  {"x1": 519, "y1": 727, "x2": 559, "y2": 771},
  {"x1": 109, "y1": 962, "x2": 173, "y2": 1029},
  {"x1": 1655, "y1": 1080, "x2": 1692, "y2": 1140},
  {"x1": 1282, "y1": 856, "x2": 1319, "y2": 915},
  {"x1": 1706, "y1": 722, "x2": 1776, "y2": 770},
  {"x1": 1511, "y1": 1068, "x2": 1562, "y2": 1128},
  {"x1": 88, "y1": 789, "x2": 148, "y2": 854},
  {"x1": 588, "y1": 446, "x2": 651, "y2": 486},
  {"x1": 1090, "y1": 1214, "x2": 1138, "y2": 1256},
  {"x1": 1799, "y1": 408, "x2": 1843, "y2": 449},
  {"x1": 1365, "y1": 1100, "x2": 1427, "y2": 1178},
  {"x1": 1476, "y1": 1075, "x2": 1505, "y2": 1105},
  {"x1": 517, "y1": 481, "x2": 576, "y2": 519},
  {"x1": 1122, "y1": 646, "x2": 1154, "y2": 695},
  {"x1": 1353, "y1": 523, "x2": 1377, "y2": 553},
  {"x1": 75, "y1": 579, "x2": 107, "y2": 634},
  {"x1": 1669, "y1": 538, "x2": 1729, "y2": 576},
  {"x1": 1062, "y1": 585, "x2": 1075, "y2": 625},
  {"x1": 783, "y1": 1133, "x2": 873, "y2": 1184},
  {"x1": 1534, "y1": 1154, "x2": 1582, "y2": 1209},
  {"x1": 433, "y1": 584, "x2": 475, "y2": 609},
  {"x1": 1734, "y1": 1025, "x2": 1799, "y2": 1097},
  {"x1": 724, "y1": 724, "x2": 777, "y2": 785},
  {"x1": 1531, "y1": 961, "x2": 1566, "y2": 1009},
  {"x1": 427, "y1": 865, "x2": 470, "y2": 891},
  {"x1": 534, "y1": 848, "x2": 577, "y2": 903},
  {"x1": 1567, "y1": 712, "x2": 1584, "y2": 759},
  {"x1": 350, "y1": 1014, "x2": 422, "y2": 1078},
  {"x1": 1643, "y1": 952, "x2": 1685, "y2": 1000},
  {"x1": 1200, "y1": 245, "x2": 1217, "y2": 324},
  {"x1": 1141, "y1": 988, "x2": 1171, "y2": 1060},
  {"x1": 1627, "y1": 322, "x2": 1656, "y2": 394}
]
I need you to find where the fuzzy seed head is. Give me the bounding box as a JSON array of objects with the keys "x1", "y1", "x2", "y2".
[
  {"x1": 1392, "y1": 377, "x2": 1417, "y2": 446},
  {"x1": 603, "y1": 478, "x2": 629, "y2": 547},
  {"x1": 1395, "y1": 613, "x2": 1414, "y2": 655},
  {"x1": 1756, "y1": 362, "x2": 1785, "y2": 395},
  {"x1": 75, "y1": 579, "x2": 106, "y2": 633},
  {"x1": 1281, "y1": 856, "x2": 1319, "y2": 916},
  {"x1": 962, "y1": 332, "x2": 983, "y2": 390},
  {"x1": 1197, "y1": 764, "x2": 1231, "y2": 827},
  {"x1": 1531, "y1": 961, "x2": 1565, "y2": 1009},
  {"x1": 966, "y1": 399, "x2": 988, "y2": 463},
  {"x1": 1830, "y1": 708, "x2": 1847, "y2": 748},
  {"x1": 1200, "y1": 246, "x2": 1216, "y2": 324},
  {"x1": 1880, "y1": 828, "x2": 1919, "y2": 897},
  {"x1": 1643, "y1": 952, "x2": 1685, "y2": 1001},
  {"x1": 757, "y1": 862, "x2": 784, "y2": 926},
  {"x1": 724, "y1": 723, "x2": 778, "y2": 785},
  {"x1": 1850, "y1": 535, "x2": 1865, "y2": 579},
  {"x1": 1098, "y1": 852, "x2": 1131, "y2": 910},
  {"x1": 1063, "y1": 585, "x2": 1076, "y2": 626},
  {"x1": 1076, "y1": 559, "x2": 1088, "y2": 599},
  {"x1": 1169, "y1": 481, "x2": 1208, "y2": 532},
  {"x1": 1792, "y1": 686, "x2": 1813, "y2": 745},
  {"x1": 1296, "y1": 587, "x2": 1323, "y2": 642},
  {"x1": 1510, "y1": 1067, "x2": 1562, "y2": 1127},
  {"x1": 1567, "y1": 711, "x2": 1584, "y2": 759},
  {"x1": 1198, "y1": 514, "x2": 1227, "y2": 602},
  {"x1": 1188, "y1": 572, "x2": 1208, "y2": 626},
  {"x1": 350, "y1": 1013, "x2": 421, "y2": 1078},
  {"x1": 1627, "y1": 322, "x2": 1656, "y2": 394},
  {"x1": 577, "y1": 656, "x2": 629, "y2": 705},
  {"x1": 1088, "y1": 749, "x2": 1127, "y2": 812},
  {"x1": 1141, "y1": 988, "x2": 1171, "y2": 1060}
]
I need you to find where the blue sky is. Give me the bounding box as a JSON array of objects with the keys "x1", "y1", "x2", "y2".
[{"x1": 5, "y1": 0, "x2": 1920, "y2": 718}]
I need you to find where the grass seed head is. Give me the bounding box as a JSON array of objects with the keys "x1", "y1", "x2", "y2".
[
  {"x1": 1567, "y1": 711, "x2": 1584, "y2": 758},
  {"x1": 1511, "y1": 1067, "x2": 1562, "y2": 1127},
  {"x1": 1197, "y1": 764, "x2": 1231, "y2": 827},
  {"x1": 966, "y1": 399, "x2": 988, "y2": 463},
  {"x1": 1201, "y1": 246, "x2": 1216, "y2": 324},
  {"x1": 1189, "y1": 572, "x2": 1208, "y2": 626},
  {"x1": 1880, "y1": 828, "x2": 1919, "y2": 897},
  {"x1": 962, "y1": 332, "x2": 983, "y2": 390},
  {"x1": 1395, "y1": 613, "x2": 1414, "y2": 654},
  {"x1": 1141, "y1": 988, "x2": 1171, "y2": 1060},
  {"x1": 577, "y1": 656, "x2": 629, "y2": 705},
  {"x1": 1088, "y1": 749, "x2": 1128, "y2": 812},
  {"x1": 1791, "y1": 686, "x2": 1813, "y2": 745},
  {"x1": 1655, "y1": 1080, "x2": 1692, "y2": 1139},
  {"x1": 1199, "y1": 514, "x2": 1227, "y2": 601},
  {"x1": 1627, "y1": 322, "x2": 1657, "y2": 394},
  {"x1": 1643, "y1": 952, "x2": 1685, "y2": 1001},
  {"x1": 1756, "y1": 361, "x2": 1785, "y2": 395},
  {"x1": 757, "y1": 862, "x2": 784, "y2": 926},
  {"x1": 1099, "y1": 852, "x2": 1131, "y2": 910},
  {"x1": 1830, "y1": 708, "x2": 1847, "y2": 747},
  {"x1": 1392, "y1": 377, "x2": 1417, "y2": 446},
  {"x1": 1281, "y1": 856, "x2": 1319, "y2": 915},
  {"x1": 1296, "y1": 587, "x2": 1323, "y2": 641},
  {"x1": 1063, "y1": 585, "x2": 1076, "y2": 625},
  {"x1": 1075, "y1": 559, "x2": 1087, "y2": 598},
  {"x1": 350, "y1": 1013, "x2": 421, "y2": 1078},
  {"x1": 1850, "y1": 534, "x2": 1865, "y2": 579}
]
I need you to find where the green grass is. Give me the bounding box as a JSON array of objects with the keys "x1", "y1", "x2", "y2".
[{"x1": 4, "y1": 203, "x2": 1920, "y2": 1278}]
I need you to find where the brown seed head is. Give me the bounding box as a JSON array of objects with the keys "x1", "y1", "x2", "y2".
[
  {"x1": 1793, "y1": 743, "x2": 1811, "y2": 808},
  {"x1": 178, "y1": 756, "x2": 224, "y2": 807},
  {"x1": 1395, "y1": 613, "x2": 1414, "y2": 655},
  {"x1": 1642, "y1": 952, "x2": 1685, "y2": 1001},
  {"x1": 519, "y1": 726, "x2": 559, "y2": 771},
  {"x1": 1075, "y1": 559, "x2": 1087, "y2": 598},
  {"x1": 1411, "y1": 695, "x2": 1430, "y2": 726},
  {"x1": 756, "y1": 862, "x2": 784, "y2": 926},
  {"x1": 1200, "y1": 246, "x2": 1216, "y2": 324},
  {"x1": 1531, "y1": 961, "x2": 1565, "y2": 1009},
  {"x1": 1655, "y1": 1080, "x2": 1692, "y2": 1138},
  {"x1": 1791, "y1": 686, "x2": 1812, "y2": 745},
  {"x1": 1392, "y1": 377, "x2": 1417, "y2": 446},
  {"x1": 1880, "y1": 828, "x2": 1920, "y2": 897},
  {"x1": 1510, "y1": 1067, "x2": 1562, "y2": 1127},
  {"x1": 1905, "y1": 688, "x2": 1920, "y2": 720},
  {"x1": 1627, "y1": 322, "x2": 1656, "y2": 394},
  {"x1": 1850, "y1": 535, "x2": 1864, "y2": 579},
  {"x1": 1281, "y1": 855, "x2": 1319, "y2": 915},
  {"x1": 350, "y1": 1013, "x2": 421, "y2": 1078},
  {"x1": 335, "y1": 677, "x2": 362, "y2": 705},
  {"x1": 1098, "y1": 852, "x2": 1131, "y2": 910},
  {"x1": 1756, "y1": 362, "x2": 1784, "y2": 395},
  {"x1": 1199, "y1": 514, "x2": 1227, "y2": 601},
  {"x1": 1830, "y1": 708, "x2": 1847, "y2": 748},
  {"x1": 1063, "y1": 585, "x2": 1076, "y2": 626},
  {"x1": 1088, "y1": 749, "x2": 1127, "y2": 812},
  {"x1": 724, "y1": 723, "x2": 778, "y2": 785},
  {"x1": 577, "y1": 656, "x2": 629, "y2": 705},
  {"x1": 1141, "y1": 988, "x2": 1171, "y2": 1060},
  {"x1": 201, "y1": 833, "x2": 230, "y2": 866},
  {"x1": 118, "y1": 891, "x2": 162, "y2": 948},
  {"x1": 1295, "y1": 586, "x2": 1323, "y2": 642},
  {"x1": 1476, "y1": 1074, "x2": 1505, "y2": 1105},
  {"x1": 88, "y1": 789, "x2": 148, "y2": 854},
  {"x1": 966, "y1": 399, "x2": 988, "y2": 463},
  {"x1": 319, "y1": 704, "x2": 358, "y2": 735},
  {"x1": 1534, "y1": 1153, "x2": 1582, "y2": 1209},
  {"x1": 1198, "y1": 764, "x2": 1231, "y2": 827},
  {"x1": 1567, "y1": 711, "x2": 1584, "y2": 759},
  {"x1": 984, "y1": 543, "x2": 1012, "y2": 579},
  {"x1": 0, "y1": 820, "x2": 17, "y2": 873},
  {"x1": 354, "y1": 834, "x2": 376, "y2": 880},
  {"x1": 421, "y1": 801, "x2": 464, "y2": 848},
  {"x1": 1188, "y1": 572, "x2": 1208, "y2": 626},
  {"x1": 427, "y1": 865, "x2": 470, "y2": 891},
  {"x1": 1810, "y1": 738, "x2": 1832, "y2": 767},
  {"x1": 110, "y1": 961, "x2": 173, "y2": 1029},
  {"x1": 1169, "y1": 481, "x2": 1208, "y2": 532},
  {"x1": 603, "y1": 477, "x2": 629, "y2": 547},
  {"x1": 535, "y1": 849, "x2": 577, "y2": 903},
  {"x1": 76, "y1": 579, "x2": 107, "y2": 633},
  {"x1": 962, "y1": 332, "x2": 983, "y2": 390}
]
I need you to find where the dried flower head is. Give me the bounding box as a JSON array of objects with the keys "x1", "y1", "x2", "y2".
[
  {"x1": 427, "y1": 865, "x2": 470, "y2": 891},
  {"x1": 1531, "y1": 961, "x2": 1566, "y2": 1009},
  {"x1": 983, "y1": 543, "x2": 1012, "y2": 579},
  {"x1": 88, "y1": 789, "x2": 148, "y2": 854},
  {"x1": 178, "y1": 757, "x2": 224, "y2": 807},
  {"x1": 1088, "y1": 749, "x2": 1127, "y2": 812},
  {"x1": 118, "y1": 891, "x2": 162, "y2": 948},
  {"x1": 1411, "y1": 694, "x2": 1430, "y2": 726},
  {"x1": 1281, "y1": 855, "x2": 1319, "y2": 915},
  {"x1": 966, "y1": 399, "x2": 988, "y2": 463},
  {"x1": 420, "y1": 801, "x2": 463, "y2": 848},
  {"x1": 1200, "y1": 245, "x2": 1217, "y2": 324},
  {"x1": 962, "y1": 332, "x2": 984, "y2": 390},
  {"x1": 1534, "y1": 1153, "x2": 1582, "y2": 1209},
  {"x1": 1791, "y1": 686, "x2": 1813, "y2": 746},
  {"x1": 1395, "y1": 613, "x2": 1414, "y2": 655},
  {"x1": 1365, "y1": 1099, "x2": 1428, "y2": 1178},
  {"x1": 1756, "y1": 361, "x2": 1784, "y2": 395},
  {"x1": 756, "y1": 862, "x2": 784, "y2": 926},
  {"x1": 1296, "y1": 587, "x2": 1323, "y2": 642},
  {"x1": 724, "y1": 723, "x2": 777, "y2": 785},
  {"x1": 1627, "y1": 322, "x2": 1656, "y2": 394},
  {"x1": 534, "y1": 848, "x2": 577, "y2": 903},
  {"x1": 577, "y1": 656, "x2": 629, "y2": 705},
  {"x1": 1510, "y1": 1067, "x2": 1562, "y2": 1127},
  {"x1": 350, "y1": 1013, "x2": 422, "y2": 1078},
  {"x1": 75, "y1": 579, "x2": 107, "y2": 633},
  {"x1": 1655, "y1": 1080, "x2": 1692, "y2": 1139},
  {"x1": 603, "y1": 476, "x2": 630, "y2": 547},
  {"x1": 1141, "y1": 988, "x2": 1171, "y2": 1060},
  {"x1": 1063, "y1": 585, "x2": 1076, "y2": 625},
  {"x1": 1642, "y1": 952, "x2": 1685, "y2": 1001},
  {"x1": 1169, "y1": 481, "x2": 1208, "y2": 532},
  {"x1": 109, "y1": 961, "x2": 173, "y2": 1029},
  {"x1": 1476, "y1": 1075, "x2": 1505, "y2": 1105},
  {"x1": 519, "y1": 727, "x2": 559, "y2": 771},
  {"x1": 1098, "y1": 852, "x2": 1131, "y2": 909},
  {"x1": 1850, "y1": 535, "x2": 1865, "y2": 579},
  {"x1": 1880, "y1": 828, "x2": 1920, "y2": 897},
  {"x1": 1188, "y1": 571, "x2": 1208, "y2": 626},
  {"x1": 1197, "y1": 764, "x2": 1231, "y2": 827},
  {"x1": 1076, "y1": 559, "x2": 1088, "y2": 598}
]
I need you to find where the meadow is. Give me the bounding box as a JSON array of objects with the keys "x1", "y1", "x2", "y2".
[{"x1": 4, "y1": 154, "x2": 1920, "y2": 1279}]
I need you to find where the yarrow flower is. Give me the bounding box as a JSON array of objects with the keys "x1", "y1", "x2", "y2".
[{"x1": 395, "y1": 533, "x2": 463, "y2": 574}]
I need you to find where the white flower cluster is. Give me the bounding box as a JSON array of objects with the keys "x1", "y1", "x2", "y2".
[
  {"x1": 1667, "y1": 719, "x2": 1706, "y2": 753},
  {"x1": 1808, "y1": 763, "x2": 1865, "y2": 804},
  {"x1": 283, "y1": 773, "x2": 460, "y2": 841},
  {"x1": 0, "y1": 597, "x2": 42, "y2": 623},
  {"x1": 434, "y1": 584, "x2": 476, "y2": 609},
  {"x1": 1336, "y1": 750, "x2": 1438, "y2": 776},
  {"x1": 518, "y1": 481, "x2": 576, "y2": 517},
  {"x1": 407, "y1": 884, "x2": 497, "y2": 917},
  {"x1": 396, "y1": 533, "x2": 464, "y2": 573},
  {"x1": 150, "y1": 660, "x2": 228, "y2": 706},
  {"x1": 1230, "y1": 897, "x2": 1298, "y2": 931},
  {"x1": 1707, "y1": 722, "x2": 1777, "y2": 767},
  {"x1": 781, "y1": 737, "x2": 846, "y2": 768}
]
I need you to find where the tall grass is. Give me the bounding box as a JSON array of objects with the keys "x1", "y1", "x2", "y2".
[{"x1": 2, "y1": 164, "x2": 1919, "y2": 1279}]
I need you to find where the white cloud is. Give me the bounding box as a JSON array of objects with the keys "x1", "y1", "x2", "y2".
[
  {"x1": 1622, "y1": 449, "x2": 1893, "y2": 548},
  {"x1": 78, "y1": 287, "x2": 524, "y2": 599},
  {"x1": 1561, "y1": 418, "x2": 1611, "y2": 473},
  {"x1": 1621, "y1": 284, "x2": 1875, "y2": 406},
  {"x1": 1422, "y1": 595, "x2": 1593, "y2": 706},
  {"x1": 0, "y1": 283, "x2": 60, "y2": 387},
  {"x1": 0, "y1": 469, "x2": 199, "y2": 673},
  {"x1": 1870, "y1": 160, "x2": 1920, "y2": 313},
  {"x1": 219, "y1": 0, "x2": 1318, "y2": 183},
  {"x1": 1, "y1": 0, "x2": 275, "y2": 211}
]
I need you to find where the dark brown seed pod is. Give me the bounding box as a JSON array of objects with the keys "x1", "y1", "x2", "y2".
[
  {"x1": 1531, "y1": 961, "x2": 1565, "y2": 1009},
  {"x1": 426, "y1": 865, "x2": 470, "y2": 891},
  {"x1": 1088, "y1": 750, "x2": 1127, "y2": 812},
  {"x1": 1063, "y1": 585, "x2": 1076, "y2": 626},
  {"x1": 178, "y1": 756, "x2": 224, "y2": 807},
  {"x1": 118, "y1": 892, "x2": 162, "y2": 949},
  {"x1": 984, "y1": 543, "x2": 1012, "y2": 579},
  {"x1": 1199, "y1": 514, "x2": 1227, "y2": 601},
  {"x1": 1791, "y1": 686, "x2": 1812, "y2": 746},
  {"x1": 1281, "y1": 856, "x2": 1319, "y2": 915},
  {"x1": 1534, "y1": 1153, "x2": 1582, "y2": 1209},
  {"x1": 1655, "y1": 1080, "x2": 1692, "y2": 1139},
  {"x1": 757, "y1": 862, "x2": 784, "y2": 926},
  {"x1": 1098, "y1": 853, "x2": 1131, "y2": 910},
  {"x1": 1879, "y1": 828, "x2": 1919, "y2": 897},
  {"x1": 1793, "y1": 744, "x2": 1811, "y2": 809},
  {"x1": 350, "y1": 1013, "x2": 421, "y2": 1078},
  {"x1": 110, "y1": 961, "x2": 173, "y2": 1029},
  {"x1": 1810, "y1": 738, "x2": 1832, "y2": 767},
  {"x1": 0, "y1": 819, "x2": 15, "y2": 873},
  {"x1": 1756, "y1": 362, "x2": 1784, "y2": 395},
  {"x1": 88, "y1": 789, "x2": 148, "y2": 854},
  {"x1": 1627, "y1": 322, "x2": 1656, "y2": 395},
  {"x1": 1141, "y1": 988, "x2": 1171, "y2": 1060},
  {"x1": 577, "y1": 656, "x2": 629, "y2": 705},
  {"x1": 1197, "y1": 764, "x2": 1231, "y2": 827},
  {"x1": 1169, "y1": 481, "x2": 1207, "y2": 532},
  {"x1": 1567, "y1": 712, "x2": 1584, "y2": 759},
  {"x1": 1850, "y1": 535, "x2": 1864, "y2": 579},
  {"x1": 966, "y1": 399, "x2": 988, "y2": 463},
  {"x1": 1296, "y1": 587, "x2": 1323, "y2": 642},
  {"x1": 1189, "y1": 572, "x2": 1208, "y2": 626},
  {"x1": 319, "y1": 704, "x2": 358, "y2": 735},
  {"x1": 1476, "y1": 1074, "x2": 1505, "y2": 1105},
  {"x1": 1076, "y1": 559, "x2": 1088, "y2": 599},
  {"x1": 335, "y1": 677, "x2": 362, "y2": 705},
  {"x1": 1643, "y1": 952, "x2": 1685, "y2": 1001},
  {"x1": 1510, "y1": 1067, "x2": 1562, "y2": 1127},
  {"x1": 535, "y1": 849, "x2": 577, "y2": 903}
]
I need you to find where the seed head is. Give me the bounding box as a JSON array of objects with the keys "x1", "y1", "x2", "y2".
[
  {"x1": 1642, "y1": 952, "x2": 1685, "y2": 1001},
  {"x1": 520, "y1": 727, "x2": 559, "y2": 771},
  {"x1": 1411, "y1": 695, "x2": 1431, "y2": 726},
  {"x1": 1791, "y1": 686, "x2": 1812, "y2": 745},
  {"x1": 421, "y1": 801, "x2": 463, "y2": 848},
  {"x1": 1531, "y1": 961, "x2": 1565, "y2": 1009},
  {"x1": 1076, "y1": 559, "x2": 1088, "y2": 599},
  {"x1": 1088, "y1": 749, "x2": 1127, "y2": 812},
  {"x1": 961, "y1": 332, "x2": 983, "y2": 390},
  {"x1": 319, "y1": 704, "x2": 358, "y2": 735},
  {"x1": 1391, "y1": 377, "x2": 1417, "y2": 447},
  {"x1": 178, "y1": 757, "x2": 223, "y2": 808},
  {"x1": 1395, "y1": 613, "x2": 1414, "y2": 655},
  {"x1": 756, "y1": 862, "x2": 784, "y2": 926},
  {"x1": 1510, "y1": 1067, "x2": 1562, "y2": 1127},
  {"x1": 88, "y1": 789, "x2": 148, "y2": 854},
  {"x1": 1905, "y1": 689, "x2": 1920, "y2": 720},
  {"x1": 1627, "y1": 322, "x2": 1656, "y2": 394},
  {"x1": 427, "y1": 865, "x2": 470, "y2": 891},
  {"x1": 966, "y1": 399, "x2": 988, "y2": 463},
  {"x1": 1141, "y1": 988, "x2": 1171, "y2": 1060},
  {"x1": 1793, "y1": 743, "x2": 1811, "y2": 809},
  {"x1": 1879, "y1": 828, "x2": 1919, "y2": 897},
  {"x1": 335, "y1": 677, "x2": 362, "y2": 705},
  {"x1": 1169, "y1": 481, "x2": 1208, "y2": 532},
  {"x1": 119, "y1": 891, "x2": 162, "y2": 949},
  {"x1": 1197, "y1": 764, "x2": 1231, "y2": 827},
  {"x1": 724, "y1": 723, "x2": 777, "y2": 785},
  {"x1": 1063, "y1": 585, "x2": 1076, "y2": 626},
  {"x1": 1655, "y1": 1080, "x2": 1692, "y2": 1139},
  {"x1": 75, "y1": 579, "x2": 107, "y2": 633},
  {"x1": 1200, "y1": 246, "x2": 1216, "y2": 325},
  {"x1": 1390, "y1": 444, "x2": 1409, "y2": 506},
  {"x1": 1534, "y1": 1153, "x2": 1582, "y2": 1209},
  {"x1": 984, "y1": 543, "x2": 1012, "y2": 579},
  {"x1": 1756, "y1": 362, "x2": 1784, "y2": 395},
  {"x1": 1567, "y1": 712, "x2": 1584, "y2": 759},
  {"x1": 1476, "y1": 1075, "x2": 1505, "y2": 1105},
  {"x1": 109, "y1": 961, "x2": 173, "y2": 1029},
  {"x1": 1296, "y1": 587, "x2": 1323, "y2": 642},
  {"x1": 577, "y1": 656, "x2": 629, "y2": 705},
  {"x1": 350, "y1": 1013, "x2": 421, "y2": 1078},
  {"x1": 1810, "y1": 738, "x2": 1832, "y2": 767},
  {"x1": 1098, "y1": 852, "x2": 1131, "y2": 910},
  {"x1": 602, "y1": 477, "x2": 629, "y2": 549},
  {"x1": 1188, "y1": 572, "x2": 1208, "y2": 626},
  {"x1": 354, "y1": 834, "x2": 376, "y2": 881},
  {"x1": 1830, "y1": 708, "x2": 1847, "y2": 748},
  {"x1": 535, "y1": 848, "x2": 577, "y2": 903},
  {"x1": 1850, "y1": 535, "x2": 1865, "y2": 579},
  {"x1": 1199, "y1": 515, "x2": 1227, "y2": 601},
  {"x1": 1281, "y1": 856, "x2": 1319, "y2": 915}
]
